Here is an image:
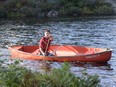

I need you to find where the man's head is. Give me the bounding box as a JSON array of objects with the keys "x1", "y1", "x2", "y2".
[{"x1": 44, "y1": 29, "x2": 51, "y2": 37}]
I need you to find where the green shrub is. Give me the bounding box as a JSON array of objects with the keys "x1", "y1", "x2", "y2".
[
  {"x1": 59, "y1": 0, "x2": 114, "y2": 16},
  {"x1": 59, "y1": 2, "x2": 81, "y2": 16},
  {"x1": 20, "y1": 6, "x2": 36, "y2": 17},
  {"x1": 81, "y1": 6, "x2": 93, "y2": 15},
  {"x1": 0, "y1": 0, "x2": 115, "y2": 18},
  {"x1": 38, "y1": 2, "x2": 53, "y2": 12},
  {"x1": 4, "y1": 0, "x2": 18, "y2": 11},
  {"x1": 58, "y1": 7, "x2": 67, "y2": 16},
  {"x1": 94, "y1": 5, "x2": 114, "y2": 15},
  {"x1": 26, "y1": 0, "x2": 38, "y2": 7},
  {"x1": 7, "y1": 12, "x2": 24, "y2": 18},
  {"x1": 16, "y1": 2, "x2": 22, "y2": 9},
  {"x1": 76, "y1": 0, "x2": 88, "y2": 8},
  {"x1": 0, "y1": 7, "x2": 7, "y2": 18},
  {"x1": 0, "y1": 60, "x2": 101, "y2": 87},
  {"x1": 0, "y1": 60, "x2": 28, "y2": 87}
]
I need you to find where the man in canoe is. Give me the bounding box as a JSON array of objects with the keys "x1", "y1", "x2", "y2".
[{"x1": 39, "y1": 29, "x2": 53, "y2": 56}]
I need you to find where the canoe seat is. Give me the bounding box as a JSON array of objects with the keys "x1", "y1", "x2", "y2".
[{"x1": 55, "y1": 51, "x2": 77, "y2": 56}]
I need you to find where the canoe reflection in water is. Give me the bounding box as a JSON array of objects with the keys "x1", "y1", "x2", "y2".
[{"x1": 71, "y1": 61, "x2": 113, "y2": 70}]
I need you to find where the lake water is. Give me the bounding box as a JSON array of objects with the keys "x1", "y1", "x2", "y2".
[{"x1": 0, "y1": 16, "x2": 116, "y2": 87}]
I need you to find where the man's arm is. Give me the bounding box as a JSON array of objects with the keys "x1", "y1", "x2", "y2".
[
  {"x1": 49, "y1": 35, "x2": 53, "y2": 41},
  {"x1": 39, "y1": 37, "x2": 46, "y2": 56},
  {"x1": 39, "y1": 47, "x2": 46, "y2": 56}
]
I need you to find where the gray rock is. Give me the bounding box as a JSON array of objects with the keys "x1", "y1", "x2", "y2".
[{"x1": 47, "y1": 10, "x2": 58, "y2": 17}]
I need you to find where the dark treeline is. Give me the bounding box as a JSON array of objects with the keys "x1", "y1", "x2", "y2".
[{"x1": 0, "y1": 0, "x2": 115, "y2": 18}]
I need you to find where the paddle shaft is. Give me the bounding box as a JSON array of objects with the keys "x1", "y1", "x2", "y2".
[
  {"x1": 45, "y1": 38, "x2": 50, "y2": 55},
  {"x1": 49, "y1": 45, "x2": 63, "y2": 56}
]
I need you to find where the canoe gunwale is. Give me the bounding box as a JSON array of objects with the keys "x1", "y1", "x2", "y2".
[
  {"x1": 9, "y1": 45, "x2": 112, "y2": 58},
  {"x1": 9, "y1": 45, "x2": 112, "y2": 62}
]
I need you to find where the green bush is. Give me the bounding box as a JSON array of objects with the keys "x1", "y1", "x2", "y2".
[
  {"x1": 81, "y1": 6, "x2": 93, "y2": 15},
  {"x1": 0, "y1": 60, "x2": 101, "y2": 87},
  {"x1": 7, "y1": 12, "x2": 24, "y2": 18},
  {"x1": 4, "y1": 0, "x2": 18, "y2": 11},
  {"x1": 59, "y1": 0, "x2": 114, "y2": 16},
  {"x1": 0, "y1": 7, "x2": 7, "y2": 18},
  {"x1": 59, "y1": 2, "x2": 81, "y2": 16},
  {"x1": 0, "y1": 60, "x2": 28, "y2": 87},
  {"x1": 0, "y1": 0, "x2": 115, "y2": 18},
  {"x1": 20, "y1": 6, "x2": 36, "y2": 17},
  {"x1": 38, "y1": 2, "x2": 53, "y2": 12},
  {"x1": 94, "y1": 5, "x2": 114, "y2": 15},
  {"x1": 76, "y1": 0, "x2": 88, "y2": 8},
  {"x1": 58, "y1": 7, "x2": 67, "y2": 16},
  {"x1": 26, "y1": 0, "x2": 38, "y2": 7}
]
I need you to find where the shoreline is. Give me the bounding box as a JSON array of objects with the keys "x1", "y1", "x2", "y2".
[{"x1": 0, "y1": 15, "x2": 116, "y2": 24}]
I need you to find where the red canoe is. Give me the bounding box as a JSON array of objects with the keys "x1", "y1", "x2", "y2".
[{"x1": 9, "y1": 45, "x2": 112, "y2": 62}]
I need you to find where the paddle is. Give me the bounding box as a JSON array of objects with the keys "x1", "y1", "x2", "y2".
[
  {"x1": 44, "y1": 38, "x2": 50, "y2": 56},
  {"x1": 49, "y1": 45, "x2": 64, "y2": 56}
]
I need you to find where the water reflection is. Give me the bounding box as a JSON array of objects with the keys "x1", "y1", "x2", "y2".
[{"x1": 71, "y1": 62, "x2": 113, "y2": 70}]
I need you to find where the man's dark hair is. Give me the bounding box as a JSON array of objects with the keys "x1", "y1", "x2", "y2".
[{"x1": 44, "y1": 29, "x2": 50, "y2": 33}]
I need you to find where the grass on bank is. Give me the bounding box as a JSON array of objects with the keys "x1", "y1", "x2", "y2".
[{"x1": 0, "y1": 60, "x2": 100, "y2": 87}]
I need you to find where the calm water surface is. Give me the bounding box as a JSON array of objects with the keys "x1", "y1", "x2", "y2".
[{"x1": 0, "y1": 16, "x2": 116, "y2": 87}]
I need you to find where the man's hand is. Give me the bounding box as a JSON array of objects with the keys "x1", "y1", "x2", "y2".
[
  {"x1": 49, "y1": 35, "x2": 53, "y2": 41},
  {"x1": 43, "y1": 53, "x2": 47, "y2": 56}
]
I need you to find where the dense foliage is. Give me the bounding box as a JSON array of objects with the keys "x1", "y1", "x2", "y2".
[
  {"x1": 0, "y1": 0, "x2": 114, "y2": 18},
  {"x1": 59, "y1": 0, "x2": 114, "y2": 16},
  {"x1": 0, "y1": 60, "x2": 101, "y2": 87}
]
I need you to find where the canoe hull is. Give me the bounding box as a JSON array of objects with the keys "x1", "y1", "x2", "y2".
[{"x1": 9, "y1": 45, "x2": 112, "y2": 62}]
